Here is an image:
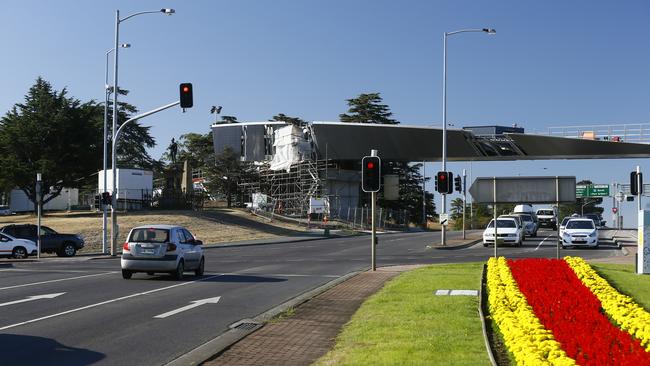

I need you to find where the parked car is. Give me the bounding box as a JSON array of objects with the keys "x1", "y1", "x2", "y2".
[
  {"x1": 536, "y1": 208, "x2": 557, "y2": 230},
  {"x1": 512, "y1": 212, "x2": 538, "y2": 238},
  {"x1": 121, "y1": 225, "x2": 205, "y2": 280},
  {"x1": 561, "y1": 218, "x2": 599, "y2": 248},
  {"x1": 0, "y1": 232, "x2": 37, "y2": 259},
  {"x1": 483, "y1": 218, "x2": 523, "y2": 247},
  {"x1": 0, "y1": 206, "x2": 13, "y2": 216},
  {"x1": 0, "y1": 224, "x2": 84, "y2": 257}
]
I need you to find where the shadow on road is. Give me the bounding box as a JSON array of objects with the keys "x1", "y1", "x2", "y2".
[
  {"x1": 0, "y1": 334, "x2": 105, "y2": 366},
  {"x1": 131, "y1": 274, "x2": 288, "y2": 283}
]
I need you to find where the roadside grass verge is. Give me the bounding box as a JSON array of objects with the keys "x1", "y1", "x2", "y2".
[
  {"x1": 314, "y1": 263, "x2": 490, "y2": 366},
  {"x1": 590, "y1": 263, "x2": 650, "y2": 309}
]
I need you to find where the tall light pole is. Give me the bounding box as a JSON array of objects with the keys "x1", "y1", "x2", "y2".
[
  {"x1": 110, "y1": 8, "x2": 175, "y2": 256},
  {"x1": 441, "y1": 28, "x2": 495, "y2": 246},
  {"x1": 103, "y1": 43, "x2": 130, "y2": 254}
]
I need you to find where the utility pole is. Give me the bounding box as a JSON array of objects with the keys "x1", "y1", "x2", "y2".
[{"x1": 462, "y1": 169, "x2": 467, "y2": 239}]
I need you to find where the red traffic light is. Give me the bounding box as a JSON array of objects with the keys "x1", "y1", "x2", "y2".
[
  {"x1": 179, "y1": 83, "x2": 193, "y2": 108},
  {"x1": 182, "y1": 85, "x2": 190, "y2": 93},
  {"x1": 438, "y1": 173, "x2": 446, "y2": 180},
  {"x1": 367, "y1": 162, "x2": 375, "y2": 169}
]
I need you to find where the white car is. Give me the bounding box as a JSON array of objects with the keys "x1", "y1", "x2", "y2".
[
  {"x1": 483, "y1": 218, "x2": 523, "y2": 247},
  {"x1": 0, "y1": 232, "x2": 37, "y2": 258},
  {"x1": 561, "y1": 218, "x2": 598, "y2": 248},
  {"x1": 121, "y1": 225, "x2": 205, "y2": 280}
]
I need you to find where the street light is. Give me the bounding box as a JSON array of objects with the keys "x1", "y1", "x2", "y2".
[
  {"x1": 102, "y1": 43, "x2": 130, "y2": 254},
  {"x1": 110, "y1": 8, "x2": 175, "y2": 256},
  {"x1": 440, "y1": 27, "x2": 495, "y2": 246}
]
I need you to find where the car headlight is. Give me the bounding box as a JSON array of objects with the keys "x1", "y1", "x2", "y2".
[
  {"x1": 589, "y1": 231, "x2": 597, "y2": 237},
  {"x1": 484, "y1": 233, "x2": 494, "y2": 237}
]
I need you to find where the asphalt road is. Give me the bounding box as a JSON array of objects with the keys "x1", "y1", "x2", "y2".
[{"x1": 0, "y1": 229, "x2": 625, "y2": 365}]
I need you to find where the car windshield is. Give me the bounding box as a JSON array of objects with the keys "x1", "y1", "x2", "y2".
[
  {"x1": 129, "y1": 228, "x2": 170, "y2": 243},
  {"x1": 520, "y1": 215, "x2": 532, "y2": 222},
  {"x1": 566, "y1": 220, "x2": 595, "y2": 230},
  {"x1": 487, "y1": 220, "x2": 517, "y2": 228},
  {"x1": 538, "y1": 210, "x2": 554, "y2": 215},
  {"x1": 561, "y1": 217, "x2": 571, "y2": 226}
]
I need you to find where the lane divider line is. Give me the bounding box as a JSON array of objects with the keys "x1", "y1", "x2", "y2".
[
  {"x1": 0, "y1": 274, "x2": 224, "y2": 331},
  {"x1": 535, "y1": 235, "x2": 552, "y2": 251},
  {"x1": 0, "y1": 272, "x2": 117, "y2": 291}
]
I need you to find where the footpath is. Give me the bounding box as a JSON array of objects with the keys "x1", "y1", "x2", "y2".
[{"x1": 198, "y1": 233, "x2": 482, "y2": 366}]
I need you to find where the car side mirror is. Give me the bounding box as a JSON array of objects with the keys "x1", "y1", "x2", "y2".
[{"x1": 194, "y1": 240, "x2": 203, "y2": 246}]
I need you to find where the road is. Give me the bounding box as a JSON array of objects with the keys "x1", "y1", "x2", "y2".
[{"x1": 0, "y1": 229, "x2": 624, "y2": 365}]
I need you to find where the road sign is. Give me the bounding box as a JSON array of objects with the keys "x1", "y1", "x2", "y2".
[
  {"x1": 615, "y1": 191, "x2": 625, "y2": 202},
  {"x1": 612, "y1": 207, "x2": 618, "y2": 214},
  {"x1": 469, "y1": 176, "x2": 576, "y2": 204},
  {"x1": 576, "y1": 184, "x2": 588, "y2": 198},
  {"x1": 439, "y1": 213, "x2": 449, "y2": 226},
  {"x1": 588, "y1": 184, "x2": 610, "y2": 197}
]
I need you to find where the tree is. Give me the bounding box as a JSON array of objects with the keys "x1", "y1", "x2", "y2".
[
  {"x1": 270, "y1": 113, "x2": 306, "y2": 127},
  {"x1": 0, "y1": 77, "x2": 102, "y2": 210},
  {"x1": 219, "y1": 116, "x2": 238, "y2": 124},
  {"x1": 450, "y1": 198, "x2": 464, "y2": 219},
  {"x1": 203, "y1": 147, "x2": 255, "y2": 207},
  {"x1": 339, "y1": 93, "x2": 398, "y2": 124},
  {"x1": 559, "y1": 180, "x2": 604, "y2": 219},
  {"x1": 172, "y1": 132, "x2": 214, "y2": 169},
  {"x1": 377, "y1": 162, "x2": 435, "y2": 224}
]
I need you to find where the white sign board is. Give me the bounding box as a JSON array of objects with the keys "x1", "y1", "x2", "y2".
[
  {"x1": 638, "y1": 210, "x2": 650, "y2": 274},
  {"x1": 439, "y1": 213, "x2": 449, "y2": 226}
]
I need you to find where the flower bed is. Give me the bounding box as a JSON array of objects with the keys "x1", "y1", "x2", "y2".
[
  {"x1": 565, "y1": 256, "x2": 650, "y2": 352},
  {"x1": 486, "y1": 257, "x2": 574, "y2": 365},
  {"x1": 507, "y1": 258, "x2": 650, "y2": 365}
]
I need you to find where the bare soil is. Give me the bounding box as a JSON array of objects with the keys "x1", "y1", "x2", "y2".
[{"x1": 0, "y1": 208, "x2": 307, "y2": 254}]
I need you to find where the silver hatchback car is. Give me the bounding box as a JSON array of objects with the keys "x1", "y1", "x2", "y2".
[{"x1": 121, "y1": 225, "x2": 205, "y2": 280}]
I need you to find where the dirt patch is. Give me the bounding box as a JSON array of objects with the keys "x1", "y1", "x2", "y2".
[{"x1": 0, "y1": 208, "x2": 307, "y2": 254}]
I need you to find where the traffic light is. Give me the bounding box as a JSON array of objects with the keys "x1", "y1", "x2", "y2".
[
  {"x1": 101, "y1": 192, "x2": 112, "y2": 205},
  {"x1": 454, "y1": 175, "x2": 462, "y2": 193},
  {"x1": 179, "y1": 83, "x2": 193, "y2": 109},
  {"x1": 436, "y1": 171, "x2": 453, "y2": 194},
  {"x1": 362, "y1": 156, "x2": 381, "y2": 192},
  {"x1": 631, "y1": 171, "x2": 643, "y2": 195}
]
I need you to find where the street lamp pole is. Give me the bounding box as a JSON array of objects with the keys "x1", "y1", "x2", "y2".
[
  {"x1": 110, "y1": 8, "x2": 175, "y2": 256},
  {"x1": 441, "y1": 28, "x2": 495, "y2": 246}
]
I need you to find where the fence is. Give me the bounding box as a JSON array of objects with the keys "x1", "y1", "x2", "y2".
[
  {"x1": 84, "y1": 189, "x2": 205, "y2": 212},
  {"x1": 546, "y1": 123, "x2": 650, "y2": 144}
]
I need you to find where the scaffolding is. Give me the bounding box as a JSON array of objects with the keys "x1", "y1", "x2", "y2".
[{"x1": 258, "y1": 159, "x2": 335, "y2": 217}]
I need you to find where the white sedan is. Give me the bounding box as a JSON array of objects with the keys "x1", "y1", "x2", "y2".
[
  {"x1": 561, "y1": 218, "x2": 598, "y2": 248},
  {"x1": 483, "y1": 218, "x2": 523, "y2": 247},
  {"x1": 0, "y1": 232, "x2": 37, "y2": 258}
]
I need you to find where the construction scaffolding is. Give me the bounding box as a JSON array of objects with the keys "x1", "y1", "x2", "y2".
[{"x1": 258, "y1": 159, "x2": 335, "y2": 217}]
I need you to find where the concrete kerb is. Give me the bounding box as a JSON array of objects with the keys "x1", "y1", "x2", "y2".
[
  {"x1": 430, "y1": 238, "x2": 482, "y2": 250},
  {"x1": 164, "y1": 269, "x2": 366, "y2": 366}
]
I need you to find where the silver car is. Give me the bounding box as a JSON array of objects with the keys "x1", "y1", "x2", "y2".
[{"x1": 121, "y1": 225, "x2": 205, "y2": 280}]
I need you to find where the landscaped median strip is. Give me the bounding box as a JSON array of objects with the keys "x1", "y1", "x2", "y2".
[
  {"x1": 486, "y1": 257, "x2": 575, "y2": 365},
  {"x1": 565, "y1": 256, "x2": 650, "y2": 352}
]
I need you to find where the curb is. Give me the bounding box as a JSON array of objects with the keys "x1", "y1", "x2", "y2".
[
  {"x1": 430, "y1": 238, "x2": 482, "y2": 250},
  {"x1": 164, "y1": 269, "x2": 365, "y2": 366},
  {"x1": 479, "y1": 264, "x2": 498, "y2": 366}
]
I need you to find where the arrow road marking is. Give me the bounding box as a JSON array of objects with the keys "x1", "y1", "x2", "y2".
[
  {"x1": 0, "y1": 293, "x2": 65, "y2": 307},
  {"x1": 154, "y1": 296, "x2": 221, "y2": 319}
]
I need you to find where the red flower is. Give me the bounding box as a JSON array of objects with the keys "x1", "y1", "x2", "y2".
[{"x1": 508, "y1": 258, "x2": 650, "y2": 365}]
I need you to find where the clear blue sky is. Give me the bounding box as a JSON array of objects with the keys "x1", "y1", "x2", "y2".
[{"x1": 1, "y1": 0, "x2": 649, "y2": 222}]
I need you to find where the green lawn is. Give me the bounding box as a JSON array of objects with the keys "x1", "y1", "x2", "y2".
[
  {"x1": 314, "y1": 263, "x2": 491, "y2": 366},
  {"x1": 591, "y1": 263, "x2": 650, "y2": 310}
]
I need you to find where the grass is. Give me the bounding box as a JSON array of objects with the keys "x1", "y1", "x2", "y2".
[
  {"x1": 591, "y1": 263, "x2": 650, "y2": 310},
  {"x1": 314, "y1": 263, "x2": 490, "y2": 366}
]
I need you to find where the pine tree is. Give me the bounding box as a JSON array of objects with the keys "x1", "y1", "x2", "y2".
[{"x1": 339, "y1": 93, "x2": 398, "y2": 124}]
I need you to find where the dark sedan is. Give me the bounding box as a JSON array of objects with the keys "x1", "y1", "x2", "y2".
[{"x1": 0, "y1": 224, "x2": 84, "y2": 257}]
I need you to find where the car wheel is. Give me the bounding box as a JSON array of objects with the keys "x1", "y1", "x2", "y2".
[
  {"x1": 483, "y1": 243, "x2": 488, "y2": 247},
  {"x1": 122, "y1": 270, "x2": 133, "y2": 279},
  {"x1": 58, "y1": 243, "x2": 76, "y2": 257},
  {"x1": 172, "y1": 260, "x2": 184, "y2": 280},
  {"x1": 12, "y1": 247, "x2": 28, "y2": 259},
  {"x1": 195, "y1": 257, "x2": 205, "y2": 276}
]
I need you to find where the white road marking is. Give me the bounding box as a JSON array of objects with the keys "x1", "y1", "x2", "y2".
[
  {"x1": 0, "y1": 269, "x2": 97, "y2": 273},
  {"x1": 0, "y1": 274, "x2": 223, "y2": 331},
  {"x1": 535, "y1": 235, "x2": 553, "y2": 251},
  {"x1": 154, "y1": 296, "x2": 221, "y2": 318},
  {"x1": 205, "y1": 272, "x2": 339, "y2": 278},
  {"x1": 0, "y1": 272, "x2": 117, "y2": 291},
  {"x1": 0, "y1": 293, "x2": 65, "y2": 307}
]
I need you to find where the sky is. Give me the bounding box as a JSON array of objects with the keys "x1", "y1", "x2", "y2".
[{"x1": 0, "y1": 0, "x2": 649, "y2": 223}]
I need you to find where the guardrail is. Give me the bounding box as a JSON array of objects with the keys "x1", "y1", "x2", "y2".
[{"x1": 546, "y1": 123, "x2": 650, "y2": 143}]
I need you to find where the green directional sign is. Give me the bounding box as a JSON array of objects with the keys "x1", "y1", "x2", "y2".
[
  {"x1": 588, "y1": 184, "x2": 610, "y2": 197},
  {"x1": 576, "y1": 184, "x2": 610, "y2": 198},
  {"x1": 576, "y1": 185, "x2": 588, "y2": 198}
]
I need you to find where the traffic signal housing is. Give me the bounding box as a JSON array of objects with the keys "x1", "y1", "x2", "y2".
[
  {"x1": 101, "y1": 192, "x2": 112, "y2": 205},
  {"x1": 436, "y1": 171, "x2": 453, "y2": 194},
  {"x1": 454, "y1": 175, "x2": 462, "y2": 193},
  {"x1": 179, "y1": 83, "x2": 193, "y2": 109},
  {"x1": 631, "y1": 171, "x2": 643, "y2": 195},
  {"x1": 362, "y1": 156, "x2": 381, "y2": 192}
]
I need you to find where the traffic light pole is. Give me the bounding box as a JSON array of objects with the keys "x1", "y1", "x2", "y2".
[
  {"x1": 110, "y1": 100, "x2": 180, "y2": 256},
  {"x1": 371, "y1": 149, "x2": 378, "y2": 271},
  {"x1": 462, "y1": 169, "x2": 466, "y2": 240}
]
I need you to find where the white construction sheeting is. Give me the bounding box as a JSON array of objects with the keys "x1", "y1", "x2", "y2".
[{"x1": 269, "y1": 125, "x2": 311, "y2": 171}]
